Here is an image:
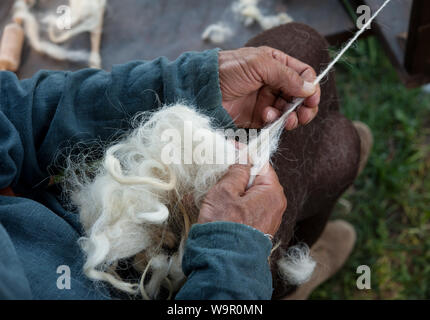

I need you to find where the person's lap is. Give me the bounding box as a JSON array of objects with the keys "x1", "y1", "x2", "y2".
[{"x1": 0, "y1": 192, "x2": 109, "y2": 299}]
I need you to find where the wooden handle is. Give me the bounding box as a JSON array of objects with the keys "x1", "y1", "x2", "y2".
[{"x1": 0, "y1": 22, "x2": 25, "y2": 72}]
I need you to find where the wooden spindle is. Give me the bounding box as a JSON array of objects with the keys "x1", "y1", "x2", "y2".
[{"x1": 0, "y1": 19, "x2": 25, "y2": 72}]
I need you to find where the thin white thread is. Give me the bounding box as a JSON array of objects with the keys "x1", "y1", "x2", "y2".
[{"x1": 246, "y1": 0, "x2": 392, "y2": 188}]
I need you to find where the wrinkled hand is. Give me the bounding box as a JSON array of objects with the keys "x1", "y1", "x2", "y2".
[
  {"x1": 198, "y1": 164, "x2": 287, "y2": 236},
  {"x1": 219, "y1": 46, "x2": 320, "y2": 130}
]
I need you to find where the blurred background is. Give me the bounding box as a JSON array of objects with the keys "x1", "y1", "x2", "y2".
[{"x1": 315, "y1": 36, "x2": 430, "y2": 299}]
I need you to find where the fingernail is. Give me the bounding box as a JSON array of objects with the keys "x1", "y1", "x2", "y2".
[
  {"x1": 303, "y1": 81, "x2": 316, "y2": 95},
  {"x1": 267, "y1": 110, "x2": 277, "y2": 122}
]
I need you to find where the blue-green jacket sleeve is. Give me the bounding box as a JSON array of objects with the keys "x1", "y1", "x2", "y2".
[
  {"x1": 0, "y1": 50, "x2": 235, "y2": 299},
  {"x1": 0, "y1": 49, "x2": 233, "y2": 191},
  {"x1": 175, "y1": 222, "x2": 273, "y2": 300}
]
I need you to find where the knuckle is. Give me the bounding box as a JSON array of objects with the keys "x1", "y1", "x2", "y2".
[
  {"x1": 257, "y1": 47, "x2": 274, "y2": 62},
  {"x1": 246, "y1": 50, "x2": 261, "y2": 63},
  {"x1": 287, "y1": 67, "x2": 302, "y2": 83},
  {"x1": 272, "y1": 184, "x2": 287, "y2": 212},
  {"x1": 258, "y1": 45, "x2": 272, "y2": 53},
  {"x1": 280, "y1": 194, "x2": 287, "y2": 212},
  {"x1": 217, "y1": 182, "x2": 235, "y2": 195},
  {"x1": 281, "y1": 68, "x2": 297, "y2": 87},
  {"x1": 280, "y1": 187, "x2": 287, "y2": 207},
  {"x1": 306, "y1": 66, "x2": 317, "y2": 78}
]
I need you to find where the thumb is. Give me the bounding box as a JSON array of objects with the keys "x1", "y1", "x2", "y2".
[
  {"x1": 218, "y1": 164, "x2": 251, "y2": 195},
  {"x1": 263, "y1": 59, "x2": 317, "y2": 98}
]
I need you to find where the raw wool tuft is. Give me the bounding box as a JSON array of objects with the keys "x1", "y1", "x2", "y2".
[
  {"x1": 277, "y1": 243, "x2": 316, "y2": 286},
  {"x1": 12, "y1": 0, "x2": 105, "y2": 68},
  {"x1": 201, "y1": 23, "x2": 234, "y2": 45},
  {"x1": 67, "y1": 104, "x2": 239, "y2": 299},
  {"x1": 232, "y1": 0, "x2": 293, "y2": 30}
]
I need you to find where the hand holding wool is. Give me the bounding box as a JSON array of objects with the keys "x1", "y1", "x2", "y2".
[
  {"x1": 198, "y1": 163, "x2": 287, "y2": 236},
  {"x1": 219, "y1": 46, "x2": 320, "y2": 130}
]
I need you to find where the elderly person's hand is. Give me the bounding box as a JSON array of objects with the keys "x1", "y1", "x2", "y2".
[
  {"x1": 198, "y1": 164, "x2": 287, "y2": 237},
  {"x1": 219, "y1": 46, "x2": 320, "y2": 130}
]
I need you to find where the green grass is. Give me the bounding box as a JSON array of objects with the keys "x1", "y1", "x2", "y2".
[{"x1": 311, "y1": 37, "x2": 430, "y2": 300}]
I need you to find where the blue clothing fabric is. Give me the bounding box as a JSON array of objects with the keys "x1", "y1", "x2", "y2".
[
  {"x1": 0, "y1": 49, "x2": 273, "y2": 299},
  {"x1": 176, "y1": 222, "x2": 273, "y2": 300}
]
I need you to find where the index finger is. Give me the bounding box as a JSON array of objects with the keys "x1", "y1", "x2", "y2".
[
  {"x1": 251, "y1": 163, "x2": 280, "y2": 186},
  {"x1": 244, "y1": 163, "x2": 285, "y2": 209},
  {"x1": 263, "y1": 46, "x2": 317, "y2": 81}
]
